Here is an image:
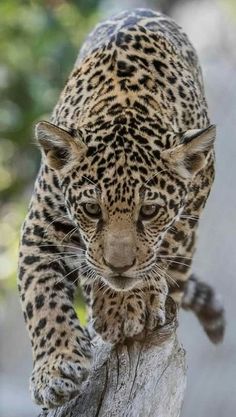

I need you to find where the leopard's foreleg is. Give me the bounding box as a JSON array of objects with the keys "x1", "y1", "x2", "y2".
[{"x1": 18, "y1": 171, "x2": 91, "y2": 409}]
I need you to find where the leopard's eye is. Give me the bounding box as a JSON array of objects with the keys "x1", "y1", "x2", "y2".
[
  {"x1": 139, "y1": 204, "x2": 161, "y2": 220},
  {"x1": 82, "y1": 203, "x2": 101, "y2": 219}
]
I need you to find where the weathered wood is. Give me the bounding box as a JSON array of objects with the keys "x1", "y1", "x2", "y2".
[{"x1": 39, "y1": 300, "x2": 186, "y2": 417}]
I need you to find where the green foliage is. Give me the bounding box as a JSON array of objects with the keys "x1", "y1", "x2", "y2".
[{"x1": 0, "y1": 0, "x2": 100, "y2": 293}]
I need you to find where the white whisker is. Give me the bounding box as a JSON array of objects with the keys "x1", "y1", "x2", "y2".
[
  {"x1": 144, "y1": 168, "x2": 168, "y2": 188},
  {"x1": 157, "y1": 254, "x2": 192, "y2": 260},
  {"x1": 46, "y1": 253, "x2": 81, "y2": 265},
  {"x1": 39, "y1": 244, "x2": 85, "y2": 251},
  {"x1": 59, "y1": 226, "x2": 79, "y2": 244},
  {"x1": 43, "y1": 215, "x2": 70, "y2": 235}
]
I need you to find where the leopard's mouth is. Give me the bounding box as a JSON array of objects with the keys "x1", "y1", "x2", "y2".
[{"x1": 105, "y1": 274, "x2": 141, "y2": 291}]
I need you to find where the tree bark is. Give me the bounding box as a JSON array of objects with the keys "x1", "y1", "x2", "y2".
[{"x1": 39, "y1": 299, "x2": 186, "y2": 417}]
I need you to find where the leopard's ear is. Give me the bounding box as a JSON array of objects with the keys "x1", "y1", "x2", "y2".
[
  {"x1": 35, "y1": 121, "x2": 86, "y2": 170},
  {"x1": 162, "y1": 125, "x2": 216, "y2": 178}
]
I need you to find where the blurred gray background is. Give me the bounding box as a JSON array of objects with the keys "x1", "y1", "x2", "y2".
[{"x1": 0, "y1": 0, "x2": 235, "y2": 416}]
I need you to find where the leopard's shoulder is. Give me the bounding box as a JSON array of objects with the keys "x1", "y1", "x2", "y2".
[
  {"x1": 52, "y1": 8, "x2": 209, "y2": 134},
  {"x1": 77, "y1": 8, "x2": 201, "y2": 82}
]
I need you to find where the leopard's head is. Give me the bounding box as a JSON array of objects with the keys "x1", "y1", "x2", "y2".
[{"x1": 36, "y1": 118, "x2": 215, "y2": 291}]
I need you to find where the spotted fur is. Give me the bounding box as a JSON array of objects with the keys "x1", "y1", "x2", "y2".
[{"x1": 18, "y1": 9, "x2": 224, "y2": 409}]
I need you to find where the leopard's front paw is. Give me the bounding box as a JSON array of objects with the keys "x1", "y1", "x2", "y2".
[
  {"x1": 92, "y1": 283, "x2": 167, "y2": 344},
  {"x1": 93, "y1": 293, "x2": 146, "y2": 344},
  {"x1": 145, "y1": 291, "x2": 166, "y2": 330},
  {"x1": 122, "y1": 291, "x2": 167, "y2": 338},
  {"x1": 30, "y1": 352, "x2": 91, "y2": 409}
]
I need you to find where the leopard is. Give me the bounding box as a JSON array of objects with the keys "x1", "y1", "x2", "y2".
[{"x1": 18, "y1": 8, "x2": 225, "y2": 409}]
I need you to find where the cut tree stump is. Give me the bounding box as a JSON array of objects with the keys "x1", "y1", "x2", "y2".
[{"x1": 39, "y1": 299, "x2": 186, "y2": 417}]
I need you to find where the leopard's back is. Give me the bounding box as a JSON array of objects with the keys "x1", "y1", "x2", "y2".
[
  {"x1": 77, "y1": 9, "x2": 204, "y2": 92},
  {"x1": 53, "y1": 8, "x2": 209, "y2": 135}
]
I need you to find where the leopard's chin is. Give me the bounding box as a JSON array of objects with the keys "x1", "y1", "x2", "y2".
[{"x1": 104, "y1": 275, "x2": 142, "y2": 292}]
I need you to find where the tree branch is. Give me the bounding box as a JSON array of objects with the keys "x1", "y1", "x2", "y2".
[{"x1": 39, "y1": 299, "x2": 186, "y2": 417}]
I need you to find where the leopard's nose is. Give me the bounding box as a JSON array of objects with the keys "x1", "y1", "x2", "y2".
[
  {"x1": 103, "y1": 258, "x2": 135, "y2": 274},
  {"x1": 103, "y1": 229, "x2": 136, "y2": 272}
]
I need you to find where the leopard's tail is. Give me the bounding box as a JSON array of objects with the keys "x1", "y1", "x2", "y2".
[{"x1": 182, "y1": 274, "x2": 225, "y2": 344}]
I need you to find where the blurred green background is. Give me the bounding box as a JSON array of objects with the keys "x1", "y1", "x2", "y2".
[{"x1": 0, "y1": 0, "x2": 102, "y2": 298}]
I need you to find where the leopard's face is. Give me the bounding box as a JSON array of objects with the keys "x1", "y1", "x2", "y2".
[
  {"x1": 60, "y1": 139, "x2": 188, "y2": 291},
  {"x1": 37, "y1": 113, "x2": 214, "y2": 292}
]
